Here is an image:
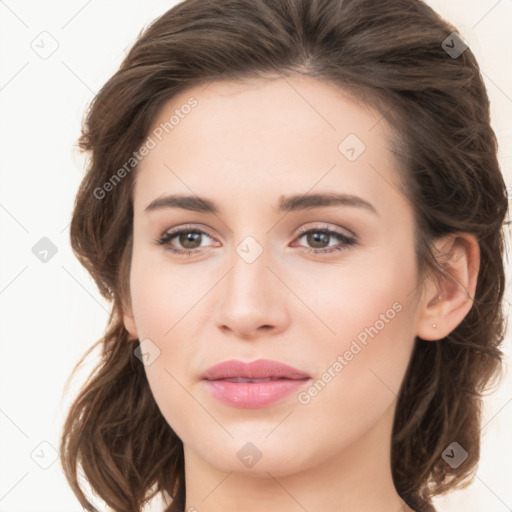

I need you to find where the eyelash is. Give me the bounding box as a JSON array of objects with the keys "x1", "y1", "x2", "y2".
[{"x1": 154, "y1": 224, "x2": 357, "y2": 256}]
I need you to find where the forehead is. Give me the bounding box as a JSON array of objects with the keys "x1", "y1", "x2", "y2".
[
  {"x1": 147, "y1": 75, "x2": 387, "y2": 144},
  {"x1": 133, "y1": 75, "x2": 404, "y2": 214}
]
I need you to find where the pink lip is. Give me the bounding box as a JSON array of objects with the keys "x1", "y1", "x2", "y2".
[
  {"x1": 201, "y1": 359, "x2": 310, "y2": 380},
  {"x1": 201, "y1": 359, "x2": 311, "y2": 408}
]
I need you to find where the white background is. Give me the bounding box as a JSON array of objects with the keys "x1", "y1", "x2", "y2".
[{"x1": 0, "y1": 1, "x2": 510, "y2": 511}]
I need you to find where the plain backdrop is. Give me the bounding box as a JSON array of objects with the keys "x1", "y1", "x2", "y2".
[{"x1": 0, "y1": 1, "x2": 511, "y2": 511}]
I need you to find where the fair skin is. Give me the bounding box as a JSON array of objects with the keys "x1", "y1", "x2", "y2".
[{"x1": 122, "y1": 74, "x2": 479, "y2": 512}]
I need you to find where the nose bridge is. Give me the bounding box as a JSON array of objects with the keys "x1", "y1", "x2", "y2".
[
  {"x1": 215, "y1": 228, "x2": 282, "y2": 322},
  {"x1": 228, "y1": 231, "x2": 272, "y2": 297}
]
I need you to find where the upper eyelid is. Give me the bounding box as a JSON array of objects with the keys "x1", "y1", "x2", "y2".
[
  {"x1": 163, "y1": 224, "x2": 215, "y2": 239},
  {"x1": 295, "y1": 223, "x2": 357, "y2": 239}
]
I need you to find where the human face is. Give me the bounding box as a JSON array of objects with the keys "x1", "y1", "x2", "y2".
[{"x1": 123, "y1": 75, "x2": 423, "y2": 478}]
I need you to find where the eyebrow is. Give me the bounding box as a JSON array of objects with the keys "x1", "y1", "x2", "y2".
[{"x1": 144, "y1": 192, "x2": 378, "y2": 215}]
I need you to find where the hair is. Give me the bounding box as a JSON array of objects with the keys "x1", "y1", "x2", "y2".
[{"x1": 59, "y1": 0, "x2": 509, "y2": 511}]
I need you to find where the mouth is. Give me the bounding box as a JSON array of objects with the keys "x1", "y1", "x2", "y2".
[{"x1": 201, "y1": 359, "x2": 311, "y2": 408}]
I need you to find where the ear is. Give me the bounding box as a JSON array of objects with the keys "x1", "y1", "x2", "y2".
[
  {"x1": 416, "y1": 233, "x2": 480, "y2": 341},
  {"x1": 122, "y1": 298, "x2": 139, "y2": 341}
]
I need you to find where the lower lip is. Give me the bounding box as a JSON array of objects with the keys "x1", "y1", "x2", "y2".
[{"x1": 203, "y1": 379, "x2": 310, "y2": 408}]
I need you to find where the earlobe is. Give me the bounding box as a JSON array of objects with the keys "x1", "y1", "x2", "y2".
[{"x1": 416, "y1": 233, "x2": 480, "y2": 341}]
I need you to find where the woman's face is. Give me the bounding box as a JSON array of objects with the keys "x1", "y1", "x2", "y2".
[{"x1": 123, "y1": 75, "x2": 426, "y2": 477}]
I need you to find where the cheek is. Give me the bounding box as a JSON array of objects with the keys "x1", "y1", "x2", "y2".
[
  {"x1": 334, "y1": 264, "x2": 411, "y2": 341},
  {"x1": 289, "y1": 278, "x2": 417, "y2": 461},
  {"x1": 128, "y1": 249, "x2": 210, "y2": 432},
  {"x1": 302, "y1": 243, "x2": 417, "y2": 345},
  {"x1": 129, "y1": 246, "x2": 205, "y2": 338},
  {"x1": 302, "y1": 244, "x2": 418, "y2": 398}
]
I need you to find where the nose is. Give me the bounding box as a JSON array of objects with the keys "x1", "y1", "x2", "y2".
[{"x1": 213, "y1": 242, "x2": 288, "y2": 340}]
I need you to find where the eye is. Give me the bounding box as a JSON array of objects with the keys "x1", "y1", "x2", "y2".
[
  {"x1": 154, "y1": 224, "x2": 358, "y2": 256},
  {"x1": 293, "y1": 225, "x2": 357, "y2": 254},
  {"x1": 154, "y1": 225, "x2": 216, "y2": 256}
]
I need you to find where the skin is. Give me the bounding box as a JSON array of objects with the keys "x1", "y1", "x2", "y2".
[{"x1": 123, "y1": 74, "x2": 479, "y2": 512}]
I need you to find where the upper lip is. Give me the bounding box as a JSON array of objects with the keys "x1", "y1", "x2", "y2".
[{"x1": 201, "y1": 359, "x2": 310, "y2": 381}]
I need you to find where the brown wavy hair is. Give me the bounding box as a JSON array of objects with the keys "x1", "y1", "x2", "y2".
[{"x1": 59, "y1": 0, "x2": 509, "y2": 511}]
